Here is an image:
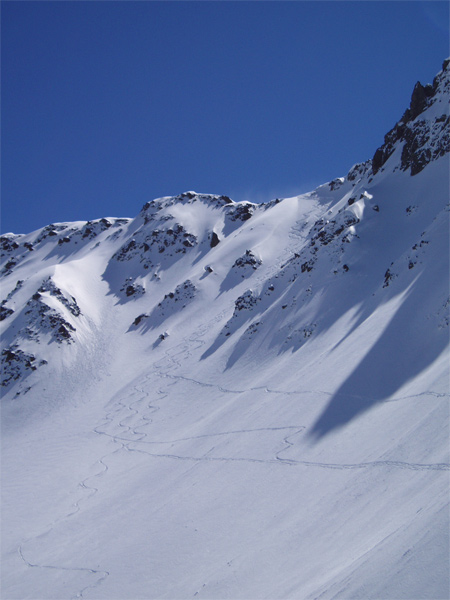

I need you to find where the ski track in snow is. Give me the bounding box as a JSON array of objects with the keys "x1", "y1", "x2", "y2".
[
  {"x1": 16, "y1": 278, "x2": 450, "y2": 599},
  {"x1": 18, "y1": 546, "x2": 110, "y2": 600},
  {"x1": 6, "y1": 67, "x2": 450, "y2": 599},
  {"x1": 93, "y1": 329, "x2": 450, "y2": 474},
  {"x1": 13, "y1": 369, "x2": 450, "y2": 598},
  {"x1": 97, "y1": 312, "x2": 450, "y2": 471},
  {"x1": 16, "y1": 385, "x2": 160, "y2": 598},
  {"x1": 153, "y1": 304, "x2": 450, "y2": 405}
]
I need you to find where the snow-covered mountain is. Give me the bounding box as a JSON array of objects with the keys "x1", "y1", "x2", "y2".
[{"x1": 1, "y1": 60, "x2": 449, "y2": 600}]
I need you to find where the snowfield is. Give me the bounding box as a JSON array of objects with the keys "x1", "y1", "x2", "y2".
[{"x1": 1, "y1": 62, "x2": 449, "y2": 599}]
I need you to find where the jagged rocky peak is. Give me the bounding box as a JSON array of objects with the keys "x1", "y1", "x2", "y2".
[
  {"x1": 407, "y1": 57, "x2": 450, "y2": 121},
  {"x1": 176, "y1": 191, "x2": 234, "y2": 206},
  {"x1": 139, "y1": 191, "x2": 261, "y2": 219},
  {"x1": 408, "y1": 80, "x2": 435, "y2": 121},
  {"x1": 137, "y1": 190, "x2": 259, "y2": 234},
  {"x1": 372, "y1": 58, "x2": 450, "y2": 176},
  {"x1": 140, "y1": 191, "x2": 234, "y2": 215}
]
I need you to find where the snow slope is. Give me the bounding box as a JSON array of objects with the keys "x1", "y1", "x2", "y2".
[{"x1": 1, "y1": 61, "x2": 449, "y2": 600}]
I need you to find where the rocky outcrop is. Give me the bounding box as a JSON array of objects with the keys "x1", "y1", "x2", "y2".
[
  {"x1": 347, "y1": 161, "x2": 372, "y2": 182},
  {"x1": 400, "y1": 113, "x2": 449, "y2": 175},
  {"x1": 120, "y1": 279, "x2": 145, "y2": 298},
  {"x1": 18, "y1": 278, "x2": 81, "y2": 344},
  {"x1": 23, "y1": 297, "x2": 76, "y2": 344},
  {"x1": 372, "y1": 59, "x2": 449, "y2": 176},
  {"x1": 0, "y1": 306, "x2": 14, "y2": 321},
  {"x1": 233, "y1": 290, "x2": 260, "y2": 313},
  {"x1": 232, "y1": 250, "x2": 262, "y2": 272},
  {"x1": 1, "y1": 345, "x2": 47, "y2": 388},
  {"x1": 0, "y1": 280, "x2": 24, "y2": 321},
  {"x1": 36, "y1": 278, "x2": 81, "y2": 317},
  {"x1": 210, "y1": 232, "x2": 221, "y2": 248},
  {"x1": 113, "y1": 223, "x2": 197, "y2": 268},
  {"x1": 226, "y1": 202, "x2": 254, "y2": 223}
]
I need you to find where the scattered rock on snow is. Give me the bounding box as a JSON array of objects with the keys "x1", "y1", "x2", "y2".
[
  {"x1": 120, "y1": 278, "x2": 145, "y2": 298},
  {"x1": 232, "y1": 250, "x2": 262, "y2": 273},
  {"x1": 1, "y1": 345, "x2": 47, "y2": 388}
]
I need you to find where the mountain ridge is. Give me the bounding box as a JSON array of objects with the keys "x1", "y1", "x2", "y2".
[{"x1": 1, "y1": 60, "x2": 449, "y2": 600}]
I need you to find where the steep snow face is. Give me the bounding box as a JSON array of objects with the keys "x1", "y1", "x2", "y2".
[{"x1": 1, "y1": 63, "x2": 449, "y2": 600}]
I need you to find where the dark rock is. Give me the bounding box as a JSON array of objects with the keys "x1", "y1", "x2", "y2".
[
  {"x1": 232, "y1": 250, "x2": 262, "y2": 271},
  {"x1": 409, "y1": 82, "x2": 434, "y2": 121},
  {"x1": 58, "y1": 236, "x2": 71, "y2": 245},
  {"x1": 0, "y1": 237, "x2": 20, "y2": 254},
  {"x1": 37, "y1": 278, "x2": 81, "y2": 316},
  {"x1": 36, "y1": 224, "x2": 71, "y2": 244},
  {"x1": 3, "y1": 280, "x2": 24, "y2": 303},
  {"x1": 114, "y1": 224, "x2": 197, "y2": 267},
  {"x1": 329, "y1": 178, "x2": 344, "y2": 191},
  {"x1": 210, "y1": 232, "x2": 220, "y2": 248},
  {"x1": 114, "y1": 239, "x2": 137, "y2": 261},
  {"x1": 133, "y1": 314, "x2": 148, "y2": 326},
  {"x1": 372, "y1": 121, "x2": 406, "y2": 175},
  {"x1": 227, "y1": 203, "x2": 254, "y2": 223},
  {"x1": 383, "y1": 268, "x2": 395, "y2": 288},
  {"x1": 347, "y1": 161, "x2": 372, "y2": 182},
  {"x1": 3, "y1": 260, "x2": 16, "y2": 274},
  {"x1": 0, "y1": 306, "x2": 14, "y2": 321},
  {"x1": 372, "y1": 63, "x2": 449, "y2": 176},
  {"x1": 58, "y1": 325, "x2": 72, "y2": 339},
  {"x1": 234, "y1": 290, "x2": 260, "y2": 312},
  {"x1": 401, "y1": 115, "x2": 449, "y2": 175},
  {"x1": 1, "y1": 346, "x2": 46, "y2": 388},
  {"x1": 372, "y1": 148, "x2": 386, "y2": 174},
  {"x1": 158, "y1": 280, "x2": 196, "y2": 312},
  {"x1": 23, "y1": 286, "x2": 77, "y2": 344}
]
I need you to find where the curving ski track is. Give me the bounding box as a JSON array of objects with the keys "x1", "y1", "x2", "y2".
[{"x1": 16, "y1": 312, "x2": 450, "y2": 598}]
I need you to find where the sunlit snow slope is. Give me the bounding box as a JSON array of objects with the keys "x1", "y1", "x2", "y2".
[{"x1": 2, "y1": 61, "x2": 449, "y2": 600}]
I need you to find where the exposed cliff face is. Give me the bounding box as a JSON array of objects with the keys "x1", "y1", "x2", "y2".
[{"x1": 372, "y1": 59, "x2": 450, "y2": 176}]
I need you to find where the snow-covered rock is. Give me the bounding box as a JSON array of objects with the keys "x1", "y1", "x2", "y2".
[{"x1": 1, "y1": 61, "x2": 449, "y2": 600}]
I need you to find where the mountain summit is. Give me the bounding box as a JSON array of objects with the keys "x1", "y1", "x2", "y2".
[{"x1": 2, "y1": 61, "x2": 449, "y2": 600}]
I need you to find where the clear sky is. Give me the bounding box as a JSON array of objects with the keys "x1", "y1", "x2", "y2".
[{"x1": 2, "y1": 1, "x2": 449, "y2": 234}]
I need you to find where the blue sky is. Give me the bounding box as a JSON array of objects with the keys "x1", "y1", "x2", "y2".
[{"x1": 2, "y1": 1, "x2": 449, "y2": 234}]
